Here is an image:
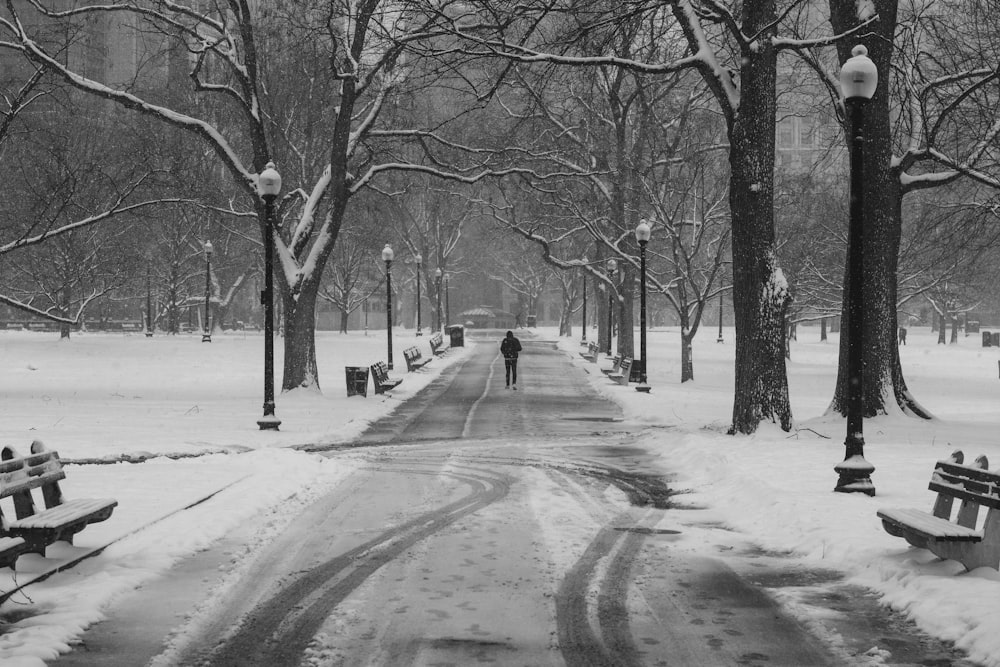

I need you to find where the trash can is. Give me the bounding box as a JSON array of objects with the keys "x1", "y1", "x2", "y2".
[
  {"x1": 630, "y1": 359, "x2": 645, "y2": 383},
  {"x1": 967, "y1": 320, "x2": 980, "y2": 334},
  {"x1": 345, "y1": 366, "x2": 369, "y2": 397},
  {"x1": 993, "y1": 332, "x2": 1000, "y2": 347},
  {"x1": 526, "y1": 315, "x2": 537, "y2": 327},
  {"x1": 983, "y1": 331, "x2": 992, "y2": 347},
  {"x1": 448, "y1": 325, "x2": 465, "y2": 348}
]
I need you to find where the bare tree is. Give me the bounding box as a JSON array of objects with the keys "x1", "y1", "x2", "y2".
[{"x1": 2, "y1": 0, "x2": 536, "y2": 393}]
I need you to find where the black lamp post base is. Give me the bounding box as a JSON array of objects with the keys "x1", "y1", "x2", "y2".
[
  {"x1": 416, "y1": 330, "x2": 423, "y2": 336},
  {"x1": 635, "y1": 384, "x2": 651, "y2": 393},
  {"x1": 258, "y1": 416, "x2": 281, "y2": 431},
  {"x1": 145, "y1": 331, "x2": 153, "y2": 338},
  {"x1": 258, "y1": 404, "x2": 281, "y2": 431},
  {"x1": 716, "y1": 335, "x2": 724, "y2": 343},
  {"x1": 834, "y1": 455, "x2": 876, "y2": 495},
  {"x1": 202, "y1": 333, "x2": 212, "y2": 343}
]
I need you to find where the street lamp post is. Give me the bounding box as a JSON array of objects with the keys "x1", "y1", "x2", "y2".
[
  {"x1": 202, "y1": 240, "x2": 213, "y2": 343},
  {"x1": 383, "y1": 244, "x2": 395, "y2": 369},
  {"x1": 443, "y1": 272, "x2": 450, "y2": 328},
  {"x1": 435, "y1": 268, "x2": 443, "y2": 333},
  {"x1": 834, "y1": 45, "x2": 877, "y2": 496},
  {"x1": 257, "y1": 162, "x2": 282, "y2": 431},
  {"x1": 717, "y1": 289, "x2": 725, "y2": 343},
  {"x1": 635, "y1": 221, "x2": 651, "y2": 389},
  {"x1": 581, "y1": 272, "x2": 587, "y2": 343},
  {"x1": 606, "y1": 258, "x2": 617, "y2": 356},
  {"x1": 414, "y1": 253, "x2": 423, "y2": 336},
  {"x1": 145, "y1": 259, "x2": 153, "y2": 338}
]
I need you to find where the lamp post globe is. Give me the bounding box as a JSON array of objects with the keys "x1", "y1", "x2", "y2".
[
  {"x1": 257, "y1": 162, "x2": 282, "y2": 431},
  {"x1": 202, "y1": 240, "x2": 213, "y2": 343},
  {"x1": 383, "y1": 244, "x2": 395, "y2": 370},
  {"x1": 635, "y1": 221, "x2": 651, "y2": 390},
  {"x1": 835, "y1": 45, "x2": 877, "y2": 495},
  {"x1": 606, "y1": 258, "x2": 617, "y2": 356}
]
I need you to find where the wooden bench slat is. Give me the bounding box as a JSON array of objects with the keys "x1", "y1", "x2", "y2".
[
  {"x1": 928, "y1": 481, "x2": 1000, "y2": 510},
  {"x1": 9, "y1": 498, "x2": 118, "y2": 531},
  {"x1": 877, "y1": 507, "x2": 983, "y2": 542}
]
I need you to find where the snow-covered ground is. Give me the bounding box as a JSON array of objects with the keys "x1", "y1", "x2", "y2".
[{"x1": 0, "y1": 325, "x2": 998, "y2": 665}]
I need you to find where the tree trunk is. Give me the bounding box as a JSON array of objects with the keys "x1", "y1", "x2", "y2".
[
  {"x1": 617, "y1": 266, "x2": 635, "y2": 359},
  {"x1": 820, "y1": 317, "x2": 828, "y2": 341},
  {"x1": 681, "y1": 330, "x2": 694, "y2": 383},
  {"x1": 950, "y1": 315, "x2": 958, "y2": 343},
  {"x1": 281, "y1": 286, "x2": 320, "y2": 392},
  {"x1": 937, "y1": 313, "x2": 946, "y2": 344},
  {"x1": 728, "y1": 4, "x2": 792, "y2": 433},
  {"x1": 829, "y1": 0, "x2": 931, "y2": 420},
  {"x1": 339, "y1": 308, "x2": 349, "y2": 334}
]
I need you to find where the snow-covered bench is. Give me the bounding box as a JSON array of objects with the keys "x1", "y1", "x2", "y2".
[
  {"x1": 429, "y1": 332, "x2": 446, "y2": 356},
  {"x1": 403, "y1": 346, "x2": 431, "y2": 372},
  {"x1": 602, "y1": 354, "x2": 623, "y2": 376},
  {"x1": 877, "y1": 450, "x2": 1000, "y2": 571},
  {"x1": 0, "y1": 441, "x2": 117, "y2": 558},
  {"x1": 370, "y1": 361, "x2": 402, "y2": 394},
  {"x1": 580, "y1": 342, "x2": 599, "y2": 362},
  {"x1": 608, "y1": 358, "x2": 632, "y2": 386}
]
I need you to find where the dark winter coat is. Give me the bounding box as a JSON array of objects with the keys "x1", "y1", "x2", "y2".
[{"x1": 500, "y1": 334, "x2": 522, "y2": 360}]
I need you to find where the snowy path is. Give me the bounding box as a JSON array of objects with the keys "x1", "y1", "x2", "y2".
[{"x1": 50, "y1": 332, "x2": 976, "y2": 666}]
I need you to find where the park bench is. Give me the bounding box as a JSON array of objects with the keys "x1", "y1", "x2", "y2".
[
  {"x1": 429, "y1": 332, "x2": 447, "y2": 356},
  {"x1": 602, "y1": 355, "x2": 623, "y2": 376},
  {"x1": 580, "y1": 342, "x2": 599, "y2": 362},
  {"x1": 403, "y1": 346, "x2": 432, "y2": 372},
  {"x1": 877, "y1": 450, "x2": 1000, "y2": 571},
  {"x1": 0, "y1": 441, "x2": 117, "y2": 558},
  {"x1": 608, "y1": 357, "x2": 632, "y2": 386},
  {"x1": 370, "y1": 361, "x2": 403, "y2": 394}
]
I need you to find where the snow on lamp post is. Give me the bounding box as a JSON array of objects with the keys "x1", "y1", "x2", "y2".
[
  {"x1": 606, "y1": 258, "x2": 617, "y2": 357},
  {"x1": 414, "y1": 253, "x2": 423, "y2": 336},
  {"x1": 835, "y1": 45, "x2": 877, "y2": 496},
  {"x1": 201, "y1": 240, "x2": 213, "y2": 343},
  {"x1": 635, "y1": 221, "x2": 651, "y2": 391},
  {"x1": 435, "y1": 268, "x2": 442, "y2": 333},
  {"x1": 383, "y1": 244, "x2": 395, "y2": 370},
  {"x1": 257, "y1": 162, "x2": 281, "y2": 431}
]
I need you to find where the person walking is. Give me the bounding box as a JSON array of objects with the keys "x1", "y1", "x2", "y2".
[{"x1": 500, "y1": 330, "x2": 522, "y2": 389}]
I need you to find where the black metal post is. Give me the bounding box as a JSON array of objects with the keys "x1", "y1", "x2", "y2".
[
  {"x1": 386, "y1": 259, "x2": 394, "y2": 369},
  {"x1": 581, "y1": 274, "x2": 587, "y2": 343},
  {"x1": 606, "y1": 273, "x2": 615, "y2": 356},
  {"x1": 717, "y1": 289, "x2": 724, "y2": 343},
  {"x1": 257, "y1": 198, "x2": 280, "y2": 430},
  {"x1": 834, "y1": 96, "x2": 875, "y2": 495},
  {"x1": 415, "y1": 260, "x2": 422, "y2": 336},
  {"x1": 435, "y1": 274, "x2": 442, "y2": 332},
  {"x1": 444, "y1": 274, "x2": 450, "y2": 328},
  {"x1": 145, "y1": 261, "x2": 153, "y2": 337},
  {"x1": 638, "y1": 240, "x2": 648, "y2": 384},
  {"x1": 202, "y1": 245, "x2": 212, "y2": 343}
]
